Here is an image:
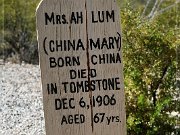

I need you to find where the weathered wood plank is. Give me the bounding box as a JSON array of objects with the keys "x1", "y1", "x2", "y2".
[{"x1": 36, "y1": 0, "x2": 126, "y2": 135}]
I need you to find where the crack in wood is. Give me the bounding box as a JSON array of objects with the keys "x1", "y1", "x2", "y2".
[{"x1": 85, "y1": 1, "x2": 94, "y2": 132}]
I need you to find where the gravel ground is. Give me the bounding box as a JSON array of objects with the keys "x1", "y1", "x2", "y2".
[{"x1": 0, "y1": 62, "x2": 45, "y2": 135}]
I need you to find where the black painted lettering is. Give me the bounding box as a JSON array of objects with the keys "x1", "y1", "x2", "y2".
[
  {"x1": 72, "y1": 56, "x2": 80, "y2": 66},
  {"x1": 56, "y1": 15, "x2": 61, "y2": 24},
  {"x1": 77, "y1": 39, "x2": 85, "y2": 50},
  {"x1": 68, "y1": 40, "x2": 76, "y2": 50},
  {"x1": 55, "y1": 99, "x2": 62, "y2": 110},
  {"x1": 90, "y1": 80, "x2": 96, "y2": 91},
  {"x1": 62, "y1": 14, "x2": 67, "y2": 24},
  {"x1": 116, "y1": 116, "x2": 120, "y2": 122},
  {"x1": 101, "y1": 38, "x2": 108, "y2": 49},
  {"x1": 76, "y1": 81, "x2": 85, "y2": 92},
  {"x1": 47, "y1": 83, "x2": 57, "y2": 94},
  {"x1": 80, "y1": 114, "x2": 85, "y2": 123},
  {"x1": 62, "y1": 82, "x2": 68, "y2": 93},
  {"x1": 55, "y1": 98, "x2": 75, "y2": 110},
  {"x1": 91, "y1": 53, "x2": 121, "y2": 65},
  {"x1": 91, "y1": 55, "x2": 97, "y2": 65},
  {"x1": 109, "y1": 53, "x2": 115, "y2": 63},
  {"x1": 62, "y1": 98, "x2": 68, "y2": 109},
  {"x1": 70, "y1": 69, "x2": 87, "y2": 79},
  {"x1": 102, "y1": 79, "x2": 108, "y2": 90},
  {"x1": 114, "y1": 36, "x2": 120, "y2": 48},
  {"x1": 49, "y1": 40, "x2": 55, "y2": 52},
  {"x1": 81, "y1": 69, "x2": 86, "y2": 78},
  {"x1": 92, "y1": 95, "x2": 116, "y2": 107},
  {"x1": 106, "y1": 10, "x2": 115, "y2": 22},
  {"x1": 70, "y1": 12, "x2": 76, "y2": 23},
  {"x1": 116, "y1": 53, "x2": 121, "y2": 63},
  {"x1": 90, "y1": 38, "x2": 100, "y2": 50},
  {"x1": 70, "y1": 12, "x2": 83, "y2": 24},
  {"x1": 49, "y1": 57, "x2": 57, "y2": 68},
  {"x1": 107, "y1": 116, "x2": 111, "y2": 125},
  {"x1": 91, "y1": 11, "x2": 98, "y2": 23},
  {"x1": 65, "y1": 57, "x2": 71, "y2": 66},
  {"x1": 109, "y1": 37, "x2": 115, "y2": 49},
  {"x1": 58, "y1": 57, "x2": 64, "y2": 67},
  {"x1": 69, "y1": 69, "x2": 96, "y2": 79},
  {"x1": 61, "y1": 114, "x2": 85, "y2": 125},
  {"x1": 108, "y1": 78, "x2": 115, "y2": 90},
  {"x1": 89, "y1": 37, "x2": 120, "y2": 50},
  {"x1": 49, "y1": 56, "x2": 80, "y2": 68},
  {"x1": 52, "y1": 39, "x2": 84, "y2": 52},
  {"x1": 45, "y1": 12, "x2": 55, "y2": 25},
  {"x1": 68, "y1": 115, "x2": 73, "y2": 124},
  {"x1": 70, "y1": 69, "x2": 76, "y2": 79},
  {"x1": 90, "y1": 69, "x2": 97, "y2": 78},
  {"x1": 91, "y1": 10, "x2": 115, "y2": 23},
  {"x1": 96, "y1": 79, "x2": 102, "y2": 90},
  {"x1": 61, "y1": 77, "x2": 120, "y2": 94},
  {"x1": 115, "y1": 77, "x2": 121, "y2": 90},
  {"x1": 70, "y1": 82, "x2": 76, "y2": 93},
  {"x1": 61, "y1": 115, "x2": 68, "y2": 125},
  {"x1": 99, "y1": 54, "x2": 106, "y2": 64},
  {"x1": 56, "y1": 40, "x2": 63, "y2": 51},
  {"x1": 84, "y1": 80, "x2": 89, "y2": 92},
  {"x1": 45, "y1": 12, "x2": 68, "y2": 25},
  {"x1": 112, "y1": 116, "x2": 116, "y2": 122},
  {"x1": 99, "y1": 11, "x2": 104, "y2": 23},
  {"x1": 69, "y1": 98, "x2": 76, "y2": 109},
  {"x1": 74, "y1": 114, "x2": 79, "y2": 124}
]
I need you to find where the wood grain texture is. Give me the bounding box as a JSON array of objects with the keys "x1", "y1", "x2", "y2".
[{"x1": 36, "y1": 0, "x2": 126, "y2": 135}]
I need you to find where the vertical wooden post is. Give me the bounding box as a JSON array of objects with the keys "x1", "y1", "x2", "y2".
[{"x1": 36, "y1": 0, "x2": 126, "y2": 134}]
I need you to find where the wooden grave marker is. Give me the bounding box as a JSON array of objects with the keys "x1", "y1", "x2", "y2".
[{"x1": 36, "y1": 0, "x2": 126, "y2": 134}]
